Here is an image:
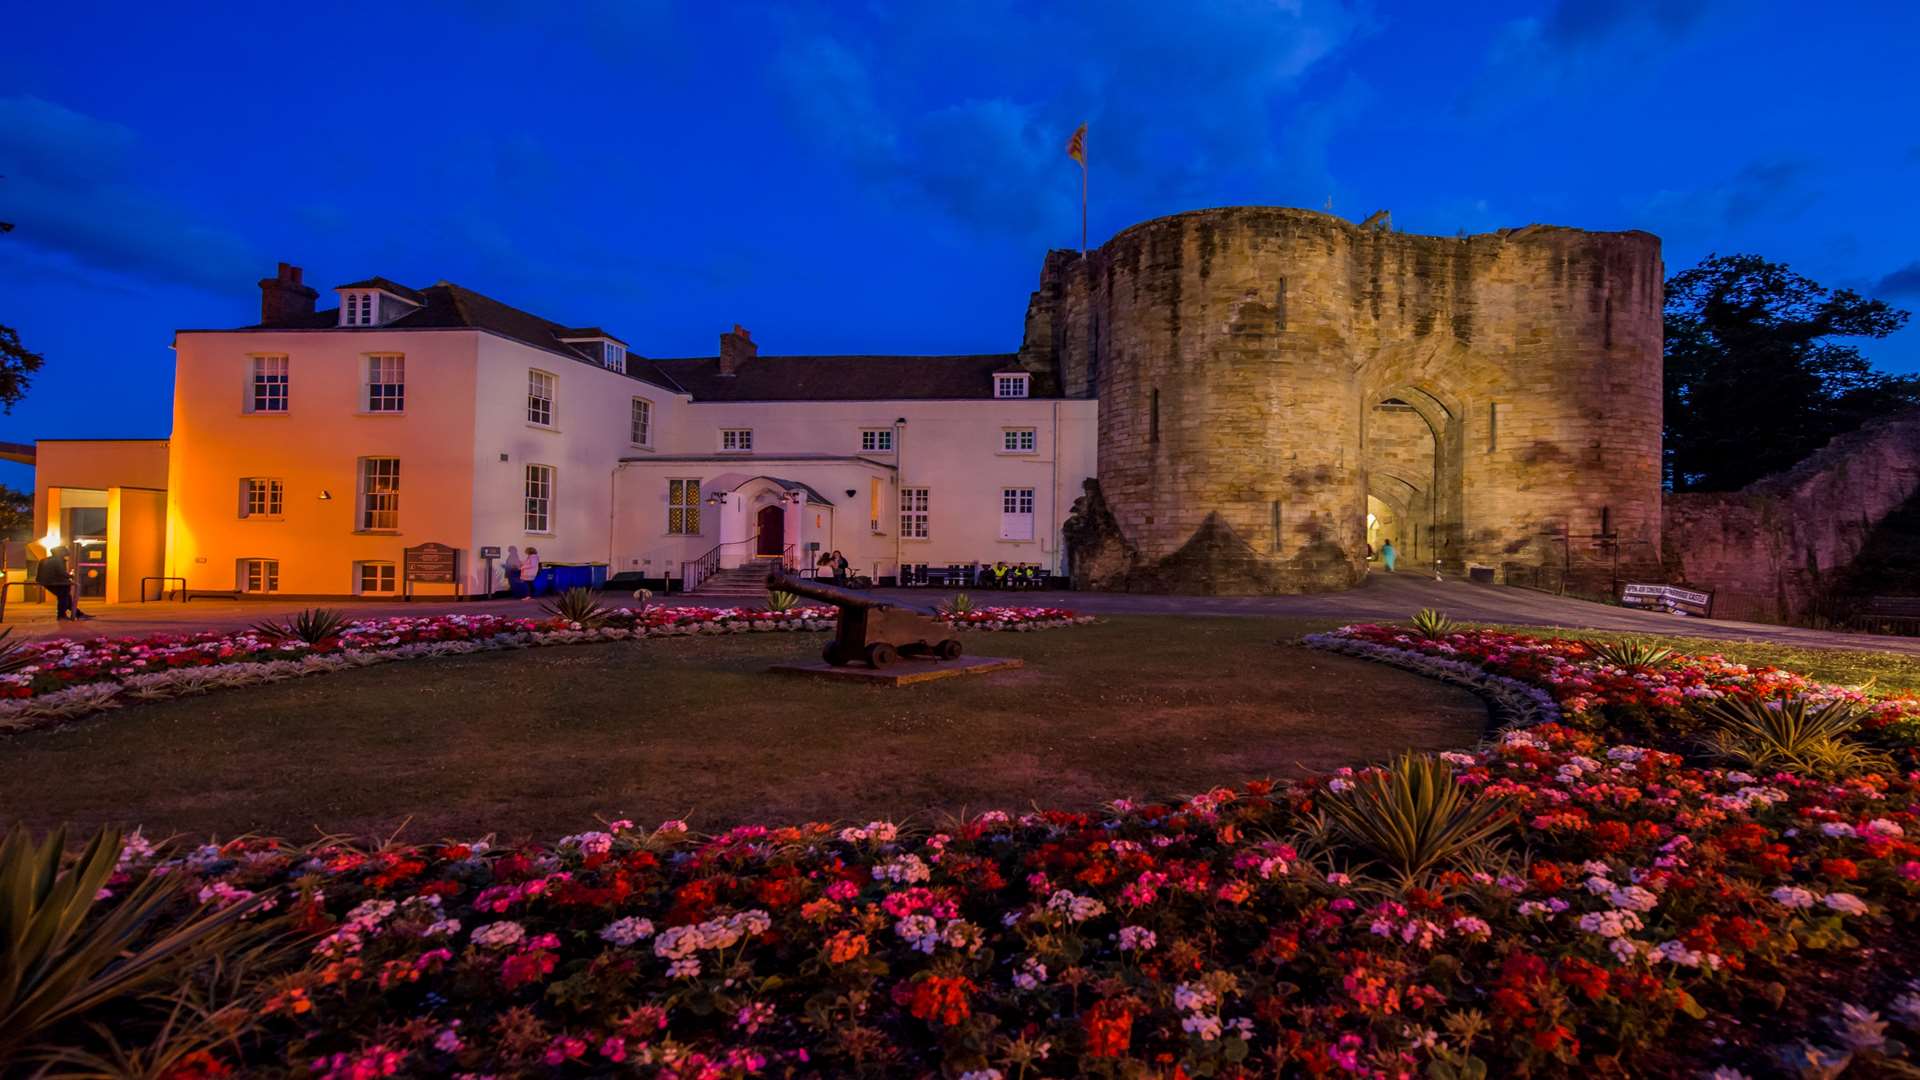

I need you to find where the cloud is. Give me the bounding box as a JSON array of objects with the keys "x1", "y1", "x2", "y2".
[
  {"x1": 1638, "y1": 158, "x2": 1818, "y2": 236},
  {"x1": 1878, "y1": 261, "x2": 1920, "y2": 299},
  {"x1": 0, "y1": 96, "x2": 256, "y2": 292},
  {"x1": 764, "y1": 0, "x2": 1374, "y2": 240},
  {"x1": 1469, "y1": 0, "x2": 1712, "y2": 110}
]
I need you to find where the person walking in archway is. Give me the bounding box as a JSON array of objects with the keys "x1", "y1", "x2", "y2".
[{"x1": 1380, "y1": 538, "x2": 1397, "y2": 573}]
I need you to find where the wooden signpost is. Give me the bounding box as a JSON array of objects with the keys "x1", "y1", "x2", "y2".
[{"x1": 402, "y1": 542, "x2": 460, "y2": 600}]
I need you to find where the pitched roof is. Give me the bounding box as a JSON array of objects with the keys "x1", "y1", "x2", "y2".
[
  {"x1": 224, "y1": 281, "x2": 682, "y2": 393},
  {"x1": 648, "y1": 354, "x2": 1037, "y2": 401},
  {"x1": 334, "y1": 277, "x2": 426, "y2": 304}
]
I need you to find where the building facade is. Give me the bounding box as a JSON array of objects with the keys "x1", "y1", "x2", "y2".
[{"x1": 33, "y1": 205, "x2": 1663, "y2": 599}]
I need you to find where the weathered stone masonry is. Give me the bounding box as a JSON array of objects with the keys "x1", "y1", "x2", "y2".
[{"x1": 1025, "y1": 206, "x2": 1665, "y2": 594}]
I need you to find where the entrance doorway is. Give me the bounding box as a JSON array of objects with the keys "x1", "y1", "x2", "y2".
[
  {"x1": 756, "y1": 504, "x2": 785, "y2": 557},
  {"x1": 67, "y1": 505, "x2": 109, "y2": 600}
]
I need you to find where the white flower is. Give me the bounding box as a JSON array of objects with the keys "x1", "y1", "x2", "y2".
[
  {"x1": 1823, "y1": 892, "x2": 1869, "y2": 916},
  {"x1": 1832, "y1": 1004, "x2": 1888, "y2": 1053},
  {"x1": 1862, "y1": 819, "x2": 1904, "y2": 838},
  {"x1": 1578, "y1": 909, "x2": 1643, "y2": 938},
  {"x1": 1174, "y1": 983, "x2": 1218, "y2": 1012},
  {"x1": 1819, "y1": 822, "x2": 1856, "y2": 838},
  {"x1": 471, "y1": 921, "x2": 526, "y2": 950},
  {"x1": 599, "y1": 916, "x2": 655, "y2": 946},
  {"x1": 654, "y1": 924, "x2": 701, "y2": 960},
  {"x1": 873, "y1": 854, "x2": 931, "y2": 884},
  {"x1": 1012, "y1": 956, "x2": 1048, "y2": 990},
  {"x1": 1182, "y1": 1013, "x2": 1224, "y2": 1041},
  {"x1": 1608, "y1": 937, "x2": 1643, "y2": 962},
  {"x1": 1770, "y1": 886, "x2": 1818, "y2": 910},
  {"x1": 1117, "y1": 925, "x2": 1158, "y2": 951},
  {"x1": 1045, "y1": 889, "x2": 1107, "y2": 923},
  {"x1": 1451, "y1": 916, "x2": 1491, "y2": 938}
]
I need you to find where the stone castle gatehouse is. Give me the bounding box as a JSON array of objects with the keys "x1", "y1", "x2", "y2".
[{"x1": 1021, "y1": 206, "x2": 1665, "y2": 594}]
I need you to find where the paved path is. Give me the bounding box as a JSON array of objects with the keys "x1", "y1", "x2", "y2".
[{"x1": 5, "y1": 574, "x2": 1917, "y2": 656}]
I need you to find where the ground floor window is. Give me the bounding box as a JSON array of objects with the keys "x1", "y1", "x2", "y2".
[
  {"x1": 357, "y1": 561, "x2": 396, "y2": 594},
  {"x1": 668, "y1": 478, "x2": 701, "y2": 535},
  {"x1": 241, "y1": 559, "x2": 279, "y2": 594},
  {"x1": 900, "y1": 487, "x2": 929, "y2": 539},
  {"x1": 524, "y1": 464, "x2": 554, "y2": 533},
  {"x1": 999, "y1": 486, "x2": 1035, "y2": 540}
]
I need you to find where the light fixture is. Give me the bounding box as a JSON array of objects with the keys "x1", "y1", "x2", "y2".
[
  {"x1": 705, "y1": 492, "x2": 730, "y2": 507},
  {"x1": 318, "y1": 490, "x2": 333, "y2": 501}
]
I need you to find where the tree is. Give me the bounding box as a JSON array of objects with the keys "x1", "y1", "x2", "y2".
[
  {"x1": 1664, "y1": 254, "x2": 1915, "y2": 492},
  {"x1": 0, "y1": 324, "x2": 42, "y2": 414},
  {"x1": 0, "y1": 485, "x2": 28, "y2": 541}
]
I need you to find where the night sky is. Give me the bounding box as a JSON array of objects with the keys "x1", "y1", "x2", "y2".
[{"x1": 3, "y1": 1, "x2": 1918, "y2": 492}]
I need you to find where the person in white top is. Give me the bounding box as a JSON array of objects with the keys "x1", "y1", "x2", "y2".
[{"x1": 522, "y1": 547, "x2": 542, "y2": 597}]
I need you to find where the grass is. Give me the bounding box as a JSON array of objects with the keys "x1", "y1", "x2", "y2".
[{"x1": 0, "y1": 616, "x2": 1487, "y2": 842}]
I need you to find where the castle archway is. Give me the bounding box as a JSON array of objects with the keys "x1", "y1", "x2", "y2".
[{"x1": 1361, "y1": 382, "x2": 1465, "y2": 571}]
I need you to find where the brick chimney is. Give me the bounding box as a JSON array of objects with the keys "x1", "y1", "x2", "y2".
[
  {"x1": 258, "y1": 263, "x2": 318, "y2": 326},
  {"x1": 718, "y1": 324, "x2": 756, "y2": 376}
]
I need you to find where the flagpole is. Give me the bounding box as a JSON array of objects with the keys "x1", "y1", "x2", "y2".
[{"x1": 1080, "y1": 158, "x2": 1087, "y2": 255}]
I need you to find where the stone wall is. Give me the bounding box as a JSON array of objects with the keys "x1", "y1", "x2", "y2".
[
  {"x1": 1663, "y1": 409, "x2": 1920, "y2": 622},
  {"x1": 1023, "y1": 206, "x2": 1665, "y2": 594}
]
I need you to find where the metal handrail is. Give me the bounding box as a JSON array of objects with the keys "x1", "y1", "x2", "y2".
[{"x1": 680, "y1": 532, "x2": 760, "y2": 593}]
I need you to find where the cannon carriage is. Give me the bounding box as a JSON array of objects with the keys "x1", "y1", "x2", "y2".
[{"x1": 768, "y1": 572, "x2": 963, "y2": 668}]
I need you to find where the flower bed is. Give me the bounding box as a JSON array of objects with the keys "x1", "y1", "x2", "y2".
[
  {"x1": 1307, "y1": 624, "x2": 1920, "y2": 751},
  {"x1": 0, "y1": 605, "x2": 1091, "y2": 732},
  {"x1": 78, "y1": 723, "x2": 1920, "y2": 1077}
]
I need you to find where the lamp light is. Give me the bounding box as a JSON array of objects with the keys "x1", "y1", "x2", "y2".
[{"x1": 318, "y1": 490, "x2": 333, "y2": 501}]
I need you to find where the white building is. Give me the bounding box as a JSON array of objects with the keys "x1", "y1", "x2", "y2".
[{"x1": 33, "y1": 264, "x2": 1096, "y2": 600}]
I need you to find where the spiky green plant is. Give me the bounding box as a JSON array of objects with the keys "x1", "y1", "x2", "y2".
[
  {"x1": 0, "y1": 825, "x2": 266, "y2": 1061},
  {"x1": 1588, "y1": 637, "x2": 1676, "y2": 671},
  {"x1": 940, "y1": 592, "x2": 975, "y2": 616},
  {"x1": 1699, "y1": 695, "x2": 1892, "y2": 778},
  {"x1": 1410, "y1": 608, "x2": 1457, "y2": 640},
  {"x1": 251, "y1": 608, "x2": 350, "y2": 645},
  {"x1": 0, "y1": 627, "x2": 39, "y2": 674},
  {"x1": 765, "y1": 589, "x2": 800, "y2": 613},
  {"x1": 542, "y1": 587, "x2": 609, "y2": 628},
  {"x1": 1319, "y1": 753, "x2": 1511, "y2": 885}
]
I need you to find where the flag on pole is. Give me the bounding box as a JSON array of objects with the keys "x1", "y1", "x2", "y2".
[{"x1": 1066, "y1": 123, "x2": 1087, "y2": 252}]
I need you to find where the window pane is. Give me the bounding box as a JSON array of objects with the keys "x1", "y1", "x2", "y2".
[{"x1": 360, "y1": 458, "x2": 400, "y2": 530}]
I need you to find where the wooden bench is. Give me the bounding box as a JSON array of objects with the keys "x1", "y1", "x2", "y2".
[{"x1": 1854, "y1": 596, "x2": 1920, "y2": 635}]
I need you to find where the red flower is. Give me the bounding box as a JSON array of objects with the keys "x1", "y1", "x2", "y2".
[
  {"x1": 1084, "y1": 999, "x2": 1133, "y2": 1057},
  {"x1": 1820, "y1": 858, "x2": 1861, "y2": 881},
  {"x1": 908, "y1": 975, "x2": 975, "y2": 1026}
]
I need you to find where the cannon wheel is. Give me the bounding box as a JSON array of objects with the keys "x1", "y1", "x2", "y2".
[
  {"x1": 936, "y1": 638, "x2": 963, "y2": 661},
  {"x1": 822, "y1": 641, "x2": 848, "y2": 666},
  {"x1": 866, "y1": 642, "x2": 898, "y2": 668}
]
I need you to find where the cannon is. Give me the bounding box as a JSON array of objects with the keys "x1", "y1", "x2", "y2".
[{"x1": 769, "y1": 572, "x2": 963, "y2": 668}]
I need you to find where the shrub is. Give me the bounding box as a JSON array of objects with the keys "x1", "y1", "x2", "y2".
[
  {"x1": 1699, "y1": 695, "x2": 1892, "y2": 778},
  {"x1": 1410, "y1": 608, "x2": 1457, "y2": 640},
  {"x1": 1319, "y1": 753, "x2": 1510, "y2": 886},
  {"x1": 251, "y1": 608, "x2": 350, "y2": 645},
  {"x1": 0, "y1": 627, "x2": 35, "y2": 674},
  {"x1": 765, "y1": 589, "x2": 800, "y2": 613},
  {"x1": 542, "y1": 587, "x2": 609, "y2": 628},
  {"x1": 0, "y1": 825, "x2": 265, "y2": 1061},
  {"x1": 939, "y1": 592, "x2": 975, "y2": 616},
  {"x1": 1588, "y1": 637, "x2": 1676, "y2": 671}
]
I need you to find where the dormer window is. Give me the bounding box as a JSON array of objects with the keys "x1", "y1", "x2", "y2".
[
  {"x1": 599, "y1": 341, "x2": 626, "y2": 371},
  {"x1": 994, "y1": 372, "x2": 1031, "y2": 399},
  {"x1": 342, "y1": 291, "x2": 376, "y2": 326},
  {"x1": 559, "y1": 331, "x2": 629, "y2": 373}
]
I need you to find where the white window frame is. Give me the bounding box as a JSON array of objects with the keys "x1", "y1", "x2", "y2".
[
  {"x1": 860, "y1": 428, "x2": 894, "y2": 453},
  {"x1": 524, "y1": 463, "x2": 555, "y2": 534},
  {"x1": 720, "y1": 428, "x2": 753, "y2": 452},
  {"x1": 356, "y1": 561, "x2": 397, "y2": 594},
  {"x1": 365, "y1": 353, "x2": 405, "y2": 413},
  {"x1": 900, "y1": 486, "x2": 930, "y2": 540},
  {"x1": 527, "y1": 369, "x2": 556, "y2": 427},
  {"x1": 667, "y1": 478, "x2": 701, "y2": 535},
  {"x1": 602, "y1": 341, "x2": 626, "y2": 371},
  {"x1": 248, "y1": 355, "x2": 289, "y2": 413},
  {"x1": 1002, "y1": 427, "x2": 1037, "y2": 454},
  {"x1": 999, "y1": 486, "x2": 1036, "y2": 540},
  {"x1": 241, "y1": 558, "x2": 280, "y2": 594},
  {"x1": 358, "y1": 456, "x2": 400, "y2": 532},
  {"x1": 340, "y1": 291, "x2": 377, "y2": 327},
  {"x1": 630, "y1": 397, "x2": 653, "y2": 447},
  {"x1": 240, "y1": 477, "x2": 283, "y2": 519},
  {"x1": 994, "y1": 373, "x2": 1030, "y2": 399}
]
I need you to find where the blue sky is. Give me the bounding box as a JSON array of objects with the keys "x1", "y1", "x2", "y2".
[{"x1": 3, "y1": 1, "x2": 1918, "y2": 492}]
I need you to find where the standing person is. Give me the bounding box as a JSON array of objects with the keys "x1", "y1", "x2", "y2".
[
  {"x1": 502, "y1": 545, "x2": 524, "y2": 599},
  {"x1": 831, "y1": 550, "x2": 850, "y2": 586},
  {"x1": 815, "y1": 549, "x2": 834, "y2": 580},
  {"x1": 1381, "y1": 539, "x2": 1397, "y2": 573},
  {"x1": 522, "y1": 546, "x2": 542, "y2": 597},
  {"x1": 36, "y1": 546, "x2": 88, "y2": 621}
]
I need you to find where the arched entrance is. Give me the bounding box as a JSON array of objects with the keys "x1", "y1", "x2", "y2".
[
  {"x1": 1360, "y1": 384, "x2": 1465, "y2": 572},
  {"x1": 756, "y1": 504, "x2": 785, "y2": 557}
]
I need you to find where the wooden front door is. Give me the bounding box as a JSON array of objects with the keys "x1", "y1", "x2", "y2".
[{"x1": 757, "y1": 504, "x2": 785, "y2": 557}]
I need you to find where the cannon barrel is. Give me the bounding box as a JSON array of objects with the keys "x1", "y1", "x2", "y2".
[{"x1": 767, "y1": 571, "x2": 935, "y2": 615}]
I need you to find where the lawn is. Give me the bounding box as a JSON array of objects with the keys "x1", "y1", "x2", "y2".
[{"x1": 0, "y1": 615, "x2": 1492, "y2": 841}]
